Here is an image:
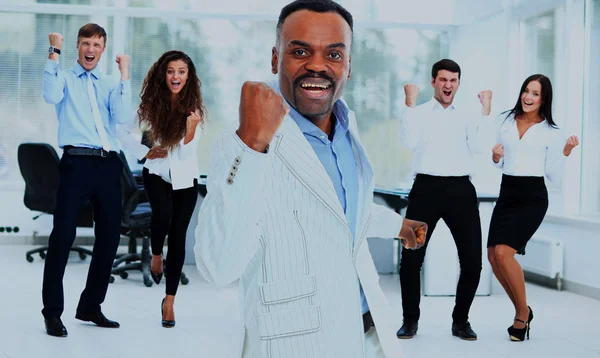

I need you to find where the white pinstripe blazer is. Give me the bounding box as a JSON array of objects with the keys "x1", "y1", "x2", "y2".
[{"x1": 194, "y1": 110, "x2": 405, "y2": 358}]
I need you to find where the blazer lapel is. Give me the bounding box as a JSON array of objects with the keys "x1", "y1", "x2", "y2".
[
  {"x1": 346, "y1": 112, "x2": 375, "y2": 253},
  {"x1": 273, "y1": 117, "x2": 348, "y2": 227}
]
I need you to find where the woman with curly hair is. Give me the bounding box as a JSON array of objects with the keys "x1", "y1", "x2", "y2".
[{"x1": 118, "y1": 50, "x2": 205, "y2": 327}]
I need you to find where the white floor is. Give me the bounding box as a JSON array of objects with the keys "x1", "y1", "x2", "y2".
[{"x1": 2, "y1": 244, "x2": 600, "y2": 358}]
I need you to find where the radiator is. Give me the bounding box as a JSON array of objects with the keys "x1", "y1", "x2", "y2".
[{"x1": 516, "y1": 235, "x2": 564, "y2": 291}]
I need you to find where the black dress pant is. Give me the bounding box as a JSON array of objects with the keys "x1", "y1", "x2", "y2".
[
  {"x1": 142, "y1": 168, "x2": 198, "y2": 296},
  {"x1": 399, "y1": 174, "x2": 482, "y2": 323},
  {"x1": 42, "y1": 152, "x2": 123, "y2": 319}
]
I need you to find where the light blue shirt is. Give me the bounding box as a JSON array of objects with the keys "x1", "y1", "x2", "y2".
[
  {"x1": 286, "y1": 98, "x2": 370, "y2": 315},
  {"x1": 43, "y1": 59, "x2": 132, "y2": 150}
]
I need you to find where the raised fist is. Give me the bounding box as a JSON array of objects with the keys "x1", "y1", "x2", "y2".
[
  {"x1": 563, "y1": 135, "x2": 579, "y2": 156},
  {"x1": 115, "y1": 54, "x2": 131, "y2": 73},
  {"x1": 236, "y1": 81, "x2": 289, "y2": 153},
  {"x1": 478, "y1": 90, "x2": 493, "y2": 115},
  {"x1": 404, "y1": 84, "x2": 420, "y2": 108},
  {"x1": 48, "y1": 33, "x2": 64, "y2": 48},
  {"x1": 492, "y1": 143, "x2": 504, "y2": 163},
  {"x1": 187, "y1": 109, "x2": 202, "y2": 130}
]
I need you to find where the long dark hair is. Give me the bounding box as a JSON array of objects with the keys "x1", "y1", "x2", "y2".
[
  {"x1": 504, "y1": 74, "x2": 557, "y2": 128},
  {"x1": 138, "y1": 50, "x2": 205, "y2": 150}
]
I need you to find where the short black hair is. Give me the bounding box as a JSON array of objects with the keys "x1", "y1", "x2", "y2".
[
  {"x1": 431, "y1": 59, "x2": 461, "y2": 80},
  {"x1": 276, "y1": 0, "x2": 353, "y2": 46}
]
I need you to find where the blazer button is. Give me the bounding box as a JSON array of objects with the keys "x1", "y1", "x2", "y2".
[
  {"x1": 234, "y1": 156, "x2": 241, "y2": 165},
  {"x1": 226, "y1": 177, "x2": 234, "y2": 185},
  {"x1": 231, "y1": 165, "x2": 238, "y2": 172}
]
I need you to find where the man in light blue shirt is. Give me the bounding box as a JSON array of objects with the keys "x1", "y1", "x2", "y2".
[
  {"x1": 272, "y1": 82, "x2": 374, "y2": 315},
  {"x1": 41, "y1": 23, "x2": 131, "y2": 338}
]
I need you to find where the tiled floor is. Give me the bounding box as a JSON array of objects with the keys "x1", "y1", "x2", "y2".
[{"x1": 2, "y1": 244, "x2": 599, "y2": 358}]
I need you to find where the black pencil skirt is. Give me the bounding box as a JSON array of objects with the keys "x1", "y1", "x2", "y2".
[{"x1": 487, "y1": 174, "x2": 549, "y2": 255}]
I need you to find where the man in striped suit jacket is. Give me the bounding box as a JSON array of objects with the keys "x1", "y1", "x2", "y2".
[{"x1": 194, "y1": 1, "x2": 427, "y2": 357}]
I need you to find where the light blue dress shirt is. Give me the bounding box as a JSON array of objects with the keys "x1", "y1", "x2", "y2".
[
  {"x1": 286, "y1": 98, "x2": 370, "y2": 315},
  {"x1": 43, "y1": 59, "x2": 132, "y2": 150}
]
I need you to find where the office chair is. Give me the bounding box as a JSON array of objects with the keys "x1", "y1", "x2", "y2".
[
  {"x1": 17, "y1": 143, "x2": 94, "y2": 263},
  {"x1": 110, "y1": 152, "x2": 189, "y2": 287}
]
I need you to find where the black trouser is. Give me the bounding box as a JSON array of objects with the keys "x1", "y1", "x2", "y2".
[
  {"x1": 142, "y1": 168, "x2": 198, "y2": 296},
  {"x1": 399, "y1": 174, "x2": 482, "y2": 323},
  {"x1": 42, "y1": 151, "x2": 122, "y2": 319}
]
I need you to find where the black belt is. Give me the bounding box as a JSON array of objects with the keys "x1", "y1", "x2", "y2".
[
  {"x1": 416, "y1": 173, "x2": 469, "y2": 180},
  {"x1": 64, "y1": 146, "x2": 113, "y2": 158},
  {"x1": 363, "y1": 311, "x2": 374, "y2": 333}
]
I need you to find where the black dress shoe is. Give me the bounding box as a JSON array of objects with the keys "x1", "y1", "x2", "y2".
[
  {"x1": 161, "y1": 298, "x2": 175, "y2": 328},
  {"x1": 452, "y1": 321, "x2": 477, "y2": 341},
  {"x1": 75, "y1": 311, "x2": 120, "y2": 328},
  {"x1": 396, "y1": 320, "x2": 418, "y2": 339},
  {"x1": 45, "y1": 317, "x2": 68, "y2": 337}
]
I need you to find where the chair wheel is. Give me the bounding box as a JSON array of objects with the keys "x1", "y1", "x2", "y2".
[
  {"x1": 109, "y1": 276, "x2": 115, "y2": 284},
  {"x1": 143, "y1": 277, "x2": 153, "y2": 287},
  {"x1": 26, "y1": 254, "x2": 34, "y2": 263},
  {"x1": 181, "y1": 276, "x2": 189, "y2": 285},
  {"x1": 79, "y1": 252, "x2": 87, "y2": 260},
  {"x1": 119, "y1": 271, "x2": 129, "y2": 279},
  {"x1": 39, "y1": 252, "x2": 46, "y2": 259}
]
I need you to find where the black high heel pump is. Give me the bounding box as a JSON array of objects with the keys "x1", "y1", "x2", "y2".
[{"x1": 161, "y1": 298, "x2": 175, "y2": 328}]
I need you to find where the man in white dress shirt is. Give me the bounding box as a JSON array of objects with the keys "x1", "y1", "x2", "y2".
[
  {"x1": 194, "y1": 1, "x2": 427, "y2": 357},
  {"x1": 396, "y1": 59, "x2": 493, "y2": 341}
]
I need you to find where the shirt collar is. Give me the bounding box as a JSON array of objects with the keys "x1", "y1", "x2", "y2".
[
  {"x1": 268, "y1": 80, "x2": 350, "y2": 141},
  {"x1": 428, "y1": 97, "x2": 456, "y2": 112},
  {"x1": 73, "y1": 61, "x2": 99, "y2": 79}
]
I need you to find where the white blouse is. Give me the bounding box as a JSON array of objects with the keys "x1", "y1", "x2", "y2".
[
  {"x1": 117, "y1": 116, "x2": 202, "y2": 190},
  {"x1": 493, "y1": 113, "x2": 566, "y2": 184}
]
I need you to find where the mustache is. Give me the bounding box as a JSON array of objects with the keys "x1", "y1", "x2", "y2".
[{"x1": 293, "y1": 72, "x2": 335, "y2": 89}]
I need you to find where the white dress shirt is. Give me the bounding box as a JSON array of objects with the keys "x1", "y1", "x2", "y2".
[
  {"x1": 117, "y1": 116, "x2": 202, "y2": 190},
  {"x1": 493, "y1": 113, "x2": 566, "y2": 185},
  {"x1": 399, "y1": 98, "x2": 489, "y2": 177}
]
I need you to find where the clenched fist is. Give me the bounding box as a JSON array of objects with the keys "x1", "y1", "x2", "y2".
[
  {"x1": 404, "y1": 84, "x2": 420, "y2": 108},
  {"x1": 478, "y1": 90, "x2": 492, "y2": 115},
  {"x1": 399, "y1": 218, "x2": 428, "y2": 250},
  {"x1": 48, "y1": 32, "x2": 64, "y2": 48},
  {"x1": 236, "y1": 82, "x2": 289, "y2": 153},
  {"x1": 187, "y1": 109, "x2": 202, "y2": 131},
  {"x1": 563, "y1": 135, "x2": 579, "y2": 156},
  {"x1": 145, "y1": 146, "x2": 168, "y2": 160},
  {"x1": 115, "y1": 54, "x2": 131, "y2": 80},
  {"x1": 492, "y1": 143, "x2": 504, "y2": 163}
]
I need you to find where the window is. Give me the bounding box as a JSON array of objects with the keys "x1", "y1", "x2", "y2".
[
  {"x1": 581, "y1": 0, "x2": 600, "y2": 216},
  {"x1": 0, "y1": 5, "x2": 447, "y2": 193},
  {"x1": 0, "y1": 11, "x2": 112, "y2": 185}
]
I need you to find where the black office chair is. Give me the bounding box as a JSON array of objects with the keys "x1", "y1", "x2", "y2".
[
  {"x1": 110, "y1": 152, "x2": 189, "y2": 287},
  {"x1": 17, "y1": 143, "x2": 94, "y2": 263}
]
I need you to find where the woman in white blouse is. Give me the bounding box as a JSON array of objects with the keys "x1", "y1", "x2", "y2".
[
  {"x1": 487, "y1": 74, "x2": 579, "y2": 342},
  {"x1": 119, "y1": 50, "x2": 205, "y2": 328}
]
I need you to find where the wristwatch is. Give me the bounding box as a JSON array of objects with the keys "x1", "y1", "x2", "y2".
[{"x1": 48, "y1": 46, "x2": 61, "y2": 55}]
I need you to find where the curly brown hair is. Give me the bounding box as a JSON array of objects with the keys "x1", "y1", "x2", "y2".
[{"x1": 138, "y1": 50, "x2": 205, "y2": 150}]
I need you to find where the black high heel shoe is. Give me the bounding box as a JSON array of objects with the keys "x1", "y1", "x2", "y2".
[
  {"x1": 150, "y1": 271, "x2": 163, "y2": 285},
  {"x1": 161, "y1": 298, "x2": 175, "y2": 328},
  {"x1": 508, "y1": 306, "x2": 533, "y2": 342},
  {"x1": 150, "y1": 255, "x2": 163, "y2": 285},
  {"x1": 507, "y1": 318, "x2": 529, "y2": 341}
]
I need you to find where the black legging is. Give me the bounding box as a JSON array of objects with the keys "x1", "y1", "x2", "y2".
[{"x1": 142, "y1": 168, "x2": 198, "y2": 296}]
